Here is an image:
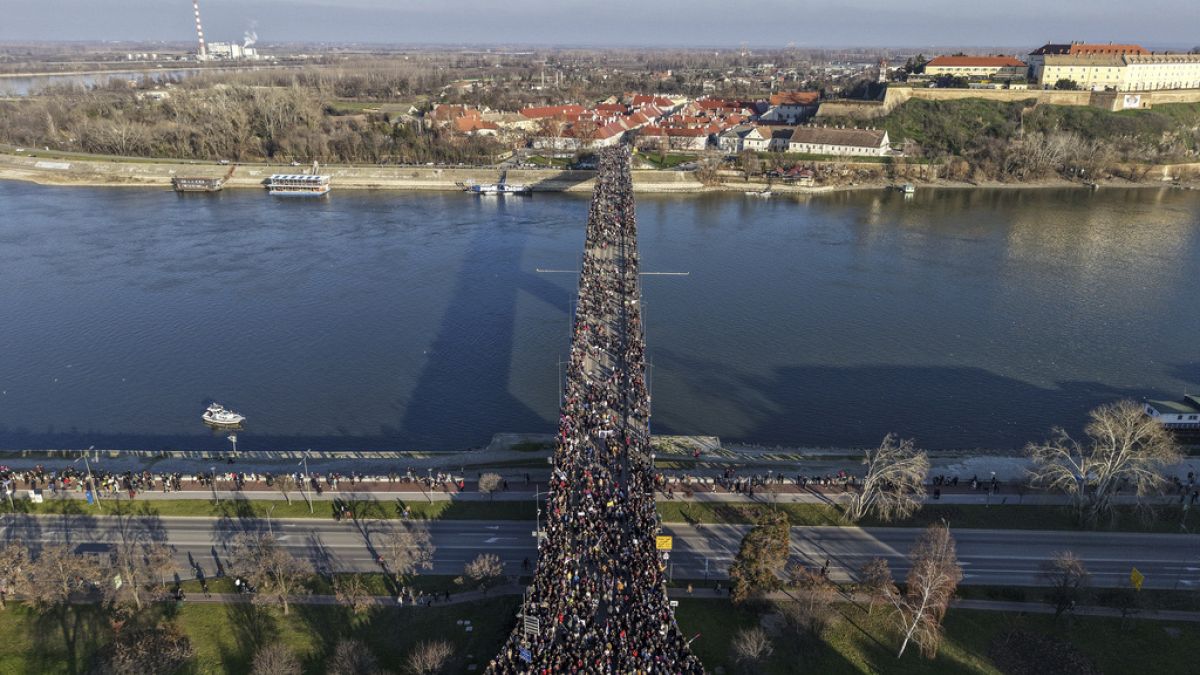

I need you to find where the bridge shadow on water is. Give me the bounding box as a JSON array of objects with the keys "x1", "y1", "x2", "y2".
[
  {"x1": 392, "y1": 195, "x2": 577, "y2": 449},
  {"x1": 649, "y1": 351, "x2": 1157, "y2": 450}
]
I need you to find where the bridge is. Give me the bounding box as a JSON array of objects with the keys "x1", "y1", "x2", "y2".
[{"x1": 489, "y1": 147, "x2": 703, "y2": 673}]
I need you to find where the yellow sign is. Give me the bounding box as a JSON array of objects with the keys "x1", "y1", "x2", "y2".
[
  {"x1": 655, "y1": 536, "x2": 673, "y2": 551},
  {"x1": 1130, "y1": 567, "x2": 1144, "y2": 591}
]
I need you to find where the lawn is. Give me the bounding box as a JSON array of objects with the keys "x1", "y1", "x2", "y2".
[
  {"x1": 674, "y1": 598, "x2": 1200, "y2": 674},
  {"x1": 638, "y1": 152, "x2": 699, "y2": 169},
  {"x1": 0, "y1": 597, "x2": 520, "y2": 674},
  {"x1": 2, "y1": 594, "x2": 1197, "y2": 673}
]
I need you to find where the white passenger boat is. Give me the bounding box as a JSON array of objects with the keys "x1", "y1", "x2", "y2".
[
  {"x1": 202, "y1": 403, "x2": 245, "y2": 427},
  {"x1": 267, "y1": 174, "x2": 331, "y2": 196},
  {"x1": 462, "y1": 181, "x2": 532, "y2": 195}
]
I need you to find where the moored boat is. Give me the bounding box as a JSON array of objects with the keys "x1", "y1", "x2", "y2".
[
  {"x1": 267, "y1": 174, "x2": 331, "y2": 196},
  {"x1": 202, "y1": 402, "x2": 245, "y2": 427},
  {"x1": 172, "y1": 176, "x2": 225, "y2": 192},
  {"x1": 461, "y1": 181, "x2": 531, "y2": 195}
]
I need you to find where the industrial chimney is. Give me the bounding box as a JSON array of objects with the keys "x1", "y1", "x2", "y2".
[{"x1": 193, "y1": 0, "x2": 207, "y2": 60}]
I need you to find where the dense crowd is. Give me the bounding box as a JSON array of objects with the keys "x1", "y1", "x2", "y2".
[
  {"x1": 490, "y1": 147, "x2": 702, "y2": 673},
  {"x1": 0, "y1": 464, "x2": 462, "y2": 500}
]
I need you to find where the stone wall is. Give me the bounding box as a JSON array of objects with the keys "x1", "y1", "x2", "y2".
[{"x1": 817, "y1": 86, "x2": 1200, "y2": 119}]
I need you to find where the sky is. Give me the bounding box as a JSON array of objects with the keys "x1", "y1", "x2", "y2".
[{"x1": 1, "y1": 0, "x2": 1198, "y2": 50}]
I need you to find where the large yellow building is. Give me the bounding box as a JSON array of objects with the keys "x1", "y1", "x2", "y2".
[
  {"x1": 1029, "y1": 42, "x2": 1200, "y2": 91},
  {"x1": 1037, "y1": 55, "x2": 1126, "y2": 90},
  {"x1": 1124, "y1": 54, "x2": 1200, "y2": 90}
]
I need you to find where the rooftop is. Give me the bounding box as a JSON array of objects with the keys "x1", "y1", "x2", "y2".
[{"x1": 1031, "y1": 42, "x2": 1148, "y2": 56}]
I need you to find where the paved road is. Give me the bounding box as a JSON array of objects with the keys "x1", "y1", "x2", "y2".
[{"x1": 4, "y1": 515, "x2": 1199, "y2": 590}]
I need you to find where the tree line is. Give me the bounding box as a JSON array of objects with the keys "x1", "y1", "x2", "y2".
[
  {"x1": 725, "y1": 398, "x2": 1186, "y2": 665},
  {"x1": 0, "y1": 508, "x2": 504, "y2": 674},
  {"x1": 0, "y1": 84, "x2": 505, "y2": 165}
]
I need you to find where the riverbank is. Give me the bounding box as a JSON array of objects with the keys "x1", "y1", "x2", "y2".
[{"x1": 3, "y1": 149, "x2": 1195, "y2": 194}]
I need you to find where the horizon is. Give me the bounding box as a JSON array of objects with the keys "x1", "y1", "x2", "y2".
[{"x1": 2, "y1": 0, "x2": 1198, "y2": 51}]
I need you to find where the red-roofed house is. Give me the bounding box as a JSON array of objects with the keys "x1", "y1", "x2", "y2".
[
  {"x1": 452, "y1": 116, "x2": 500, "y2": 136},
  {"x1": 763, "y1": 91, "x2": 820, "y2": 124}
]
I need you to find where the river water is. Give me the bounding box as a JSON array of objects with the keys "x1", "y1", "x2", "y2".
[
  {"x1": 2, "y1": 182, "x2": 1199, "y2": 452},
  {"x1": 0, "y1": 69, "x2": 203, "y2": 96}
]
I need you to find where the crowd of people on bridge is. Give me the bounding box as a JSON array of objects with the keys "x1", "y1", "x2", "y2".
[{"x1": 490, "y1": 147, "x2": 702, "y2": 674}]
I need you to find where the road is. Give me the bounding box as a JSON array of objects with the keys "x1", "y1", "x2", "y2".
[{"x1": 4, "y1": 515, "x2": 1199, "y2": 590}]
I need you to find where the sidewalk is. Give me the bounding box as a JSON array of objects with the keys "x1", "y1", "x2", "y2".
[
  {"x1": 665, "y1": 588, "x2": 1200, "y2": 623},
  {"x1": 9, "y1": 480, "x2": 1194, "y2": 508},
  {"x1": 165, "y1": 585, "x2": 1200, "y2": 624}
]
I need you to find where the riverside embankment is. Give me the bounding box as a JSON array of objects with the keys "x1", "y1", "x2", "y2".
[{"x1": 4, "y1": 149, "x2": 1195, "y2": 193}]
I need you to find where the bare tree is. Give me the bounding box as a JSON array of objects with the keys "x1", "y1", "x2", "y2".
[
  {"x1": 1027, "y1": 400, "x2": 1181, "y2": 526},
  {"x1": 731, "y1": 626, "x2": 773, "y2": 671},
  {"x1": 0, "y1": 538, "x2": 30, "y2": 610},
  {"x1": 251, "y1": 642, "x2": 302, "y2": 675},
  {"x1": 1040, "y1": 551, "x2": 1090, "y2": 620},
  {"x1": 333, "y1": 574, "x2": 376, "y2": 615},
  {"x1": 381, "y1": 522, "x2": 435, "y2": 592},
  {"x1": 227, "y1": 532, "x2": 308, "y2": 616},
  {"x1": 858, "y1": 557, "x2": 896, "y2": 616},
  {"x1": 477, "y1": 473, "x2": 503, "y2": 501},
  {"x1": 846, "y1": 435, "x2": 929, "y2": 523},
  {"x1": 463, "y1": 553, "x2": 504, "y2": 591},
  {"x1": 782, "y1": 563, "x2": 839, "y2": 637},
  {"x1": 25, "y1": 544, "x2": 105, "y2": 610},
  {"x1": 107, "y1": 540, "x2": 175, "y2": 613},
  {"x1": 273, "y1": 474, "x2": 296, "y2": 505},
  {"x1": 890, "y1": 523, "x2": 962, "y2": 659},
  {"x1": 405, "y1": 640, "x2": 454, "y2": 675},
  {"x1": 92, "y1": 624, "x2": 194, "y2": 675},
  {"x1": 327, "y1": 638, "x2": 380, "y2": 675}
]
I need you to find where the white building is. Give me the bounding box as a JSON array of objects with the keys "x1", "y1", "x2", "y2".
[
  {"x1": 787, "y1": 126, "x2": 890, "y2": 157},
  {"x1": 924, "y1": 55, "x2": 1027, "y2": 80},
  {"x1": 1145, "y1": 395, "x2": 1200, "y2": 430},
  {"x1": 206, "y1": 42, "x2": 258, "y2": 60},
  {"x1": 1028, "y1": 42, "x2": 1200, "y2": 91}
]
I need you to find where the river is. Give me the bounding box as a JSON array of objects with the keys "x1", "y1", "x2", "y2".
[{"x1": 1, "y1": 182, "x2": 1198, "y2": 452}]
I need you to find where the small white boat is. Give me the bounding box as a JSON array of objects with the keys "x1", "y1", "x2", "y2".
[
  {"x1": 745, "y1": 189, "x2": 772, "y2": 198},
  {"x1": 202, "y1": 403, "x2": 245, "y2": 427},
  {"x1": 901, "y1": 183, "x2": 916, "y2": 195}
]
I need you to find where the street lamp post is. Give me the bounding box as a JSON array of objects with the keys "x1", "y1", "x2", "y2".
[
  {"x1": 76, "y1": 445, "x2": 102, "y2": 511},
  {"x1": 301, "y1": 454, "x2": 313, "y2": 514},
  {"x1": 210, "y1": 466, "x2": 219, "y2": 504}
]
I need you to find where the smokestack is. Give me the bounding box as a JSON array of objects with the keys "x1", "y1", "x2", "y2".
[
  {"x1": 243, "y1": 29, "x2": 257, "y2": 48},
  {"x1": 193, "y1": 0, "x2": 207, "y2": 59}
]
